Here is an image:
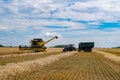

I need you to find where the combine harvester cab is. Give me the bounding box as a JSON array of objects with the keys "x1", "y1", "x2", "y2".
[
  {"x1": 19, "y1": 36, "x2": 58, "y2": 52},
  {"x1": 78, "y1": 42, "x2": 94, "y2": 52}
]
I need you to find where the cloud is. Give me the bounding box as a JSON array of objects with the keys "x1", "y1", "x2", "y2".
[
  {"x1": 0, "y1": 0, "x2": 120, "y2": 47},
  {"x1": 45, "y1": 32, "x2": 62, "y2": 37},
  {"x1": 0, "y1": 26, "x2": 8, "y2": 30},
  {"x1": 0, "y1": 7, "x2": 4, "y2": 13},
  {"x1": 59, "y1": 28, "x2": 120, "y2": 48},
  {"x1": 53, "y1": 0, "x2": 120, "y2": 22}
]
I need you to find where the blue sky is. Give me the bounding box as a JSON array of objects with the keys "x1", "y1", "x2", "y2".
[{"x1": 0, "y1": 0, "x2": 120, "y2": 47}]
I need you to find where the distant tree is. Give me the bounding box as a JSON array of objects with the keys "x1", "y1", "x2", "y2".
[
  {"x1": 10, "y1": 46, "x2": 12, "y2": 48},
  {"x1": 0, "y1": 44, "x2": 4, "y2": 47},
  {"x1": 112, "y1": 46, "x2": 120, "y2": 48},
  {"x1": 116, "y1": 47, "x2": 120, "y2": 48}
]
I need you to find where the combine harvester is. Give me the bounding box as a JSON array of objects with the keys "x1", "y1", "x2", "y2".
[{"x1": 19, "y1": 36, "x2": 58, "y2": 52}]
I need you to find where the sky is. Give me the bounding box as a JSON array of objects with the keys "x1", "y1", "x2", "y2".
[{"x1": 0, "y1": 0, "x2": 120, "y2": 48}]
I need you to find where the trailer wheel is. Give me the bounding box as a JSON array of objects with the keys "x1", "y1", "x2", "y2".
[{"x1": 88, "y1": 49, "x2": 92, "y2": 52}]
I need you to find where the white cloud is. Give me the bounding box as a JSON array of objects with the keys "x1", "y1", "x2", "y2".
[
  {"x1": 1, "y1": 0, "x2": 120, "y2": 22},
  {"x1": 87, "y1": 21, "x2": 100, "y2": 25},
  {"x1": 0, "y1": 26, "x2": 8, "y2": 31},
  {"x1": 52, "y1": 0, "x2": 120, "y2": 22},
  {"x1": 45, "y1": 32, "x2": 62, "y2": 37},
  {"x1": 59, "y1": 28, "x2": 120, "y2": 48},
  {"x1": 0, "y1": 7, "x2": 4, "y2": 13},
  {"x1": 0, "y1": 0, "x2": 120, "y2": 47},
  {"x1": 0, "y1": 16, "x2": 86, "y2": 31}
]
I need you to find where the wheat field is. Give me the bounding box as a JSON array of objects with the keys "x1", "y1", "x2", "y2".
[
  {"x1": 0, "y1": 48, "x2": 120, "y2": 80},
  {"x1": 0, "y1": 47, "x2": 63, "y2": 55},
  {"x1": 97, "y1": 48, "x2": 120, "y2": 56},
  {"x1": 0, "y1": 48, "x2": 63, "y2": 65},
  {"x1": 0, "y1": 52, "x2": 75, "y2": 80},
  {"x1": 94, "y1": 50, "x2": 120, "y2": 64},
  {"x1": 2, "y1": 52, "x2": 119, "y2": 80}
]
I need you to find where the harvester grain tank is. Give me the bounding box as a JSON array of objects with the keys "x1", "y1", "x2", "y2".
[
  {"x1": 78, "y1": 42, "x2": 94, "y2": 52},
  {"x1": 19, "y1": 36, "x2": 58, "y2": 52}
]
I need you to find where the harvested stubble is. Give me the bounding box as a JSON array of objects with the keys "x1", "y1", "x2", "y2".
[
  {"x1": 0, "y1": 52, "x2": 62, "y2": 65},
  {"x1": 0, "y1": 51, "x2": 75, "y2": 80},
  {"x1": 0, "y1": 48, "x2": 63, "y2": 65},
  {"x1": 0, "y1": 47, "x2": 62, "y2": 56},
  {"x1": 0, "y1": 47, "x2": 31, "y2": 55},
  {"x1": 94, "y1": 50, "x2": 120, "y2": 64},
  {"x1": 7, "y1": 52, "x2": 120, "y2": 80},
  {"x1": 0, "y1": 48, "x2": 63, "y2": 58},
  {"x1": 0, "y1": 52, "x2": 44, "y2": 58},
  {"x1": 97, "y1": 48, "x2": 120, "y2": 56}
]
